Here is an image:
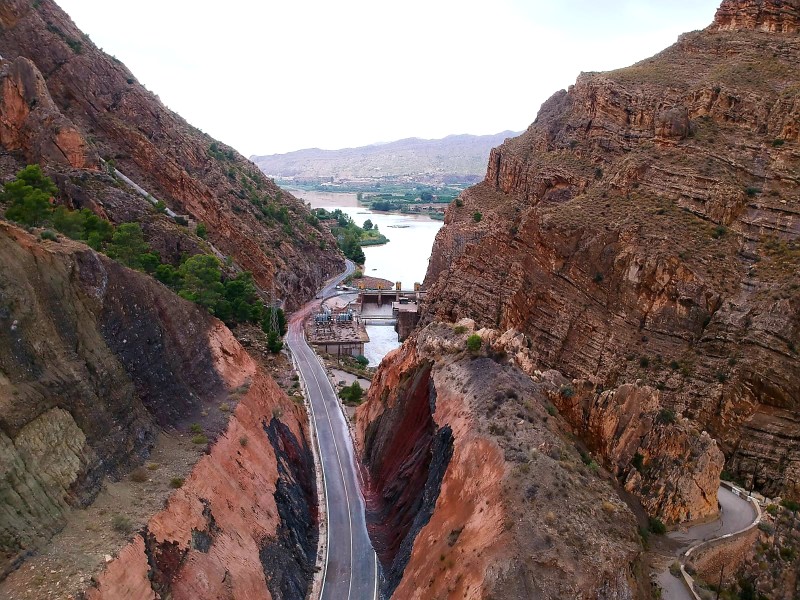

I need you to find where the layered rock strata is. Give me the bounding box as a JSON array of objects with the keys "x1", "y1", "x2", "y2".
[
  {"x1": 356, "y1": 322, "x2": 647, "y2": 599},
  {"x1": 423, "y1": 0, "x2": 800, "y2": 498},
  {"x1": 0, "y1": 0, "x2": 342, "y2": 307},
  {"x1": 0, "y1": 223, "x2": 317, "y2": 597}
]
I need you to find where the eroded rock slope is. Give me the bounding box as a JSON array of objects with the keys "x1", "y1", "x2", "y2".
[
  {"x1": 423, "y1": 0, "x2": 800, "y2": 499},
  {"x1": 356, "y1": 322, "x2": 653, "y2": 599},
  {"x1": 0, "y1": 0, "x2": 342, "y2": 306},
  {"x1": 0, "y1": 223, "x2": 317, "y2": 598}
]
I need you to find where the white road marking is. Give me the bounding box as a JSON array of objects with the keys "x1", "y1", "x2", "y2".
[{"x1": 295, "y1": 329, "x2": 355, "y2": 599}]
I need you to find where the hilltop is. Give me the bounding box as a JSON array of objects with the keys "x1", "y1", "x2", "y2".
[{"x1": 251, "y1": 131, "x2": 521, "y2": 186}]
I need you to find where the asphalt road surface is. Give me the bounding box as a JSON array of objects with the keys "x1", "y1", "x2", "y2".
[
  {"x1": 657, "y1": 485, "x2": 757, "y2": 599},
  {"x1": 288, "y1": 260, "x2": 379, "y2": 600}
]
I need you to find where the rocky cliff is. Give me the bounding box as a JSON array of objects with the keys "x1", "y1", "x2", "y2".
[
  {"x1": 0, "y1": 0, "x2": 342, "y2": 307},
  {"x1": 0, "y1": 222, "x2": 317, "y2": 598},
  {"x1": 423, "y1": 0, "x2": 800, "y2": 500},
  {"x1": 356, "y1": 322, "x2": 650, "y2": 599}
]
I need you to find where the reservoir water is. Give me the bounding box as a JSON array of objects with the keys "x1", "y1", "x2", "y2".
[{"x1": 291, "y1": 189, "x2": 443, "y2": 364}]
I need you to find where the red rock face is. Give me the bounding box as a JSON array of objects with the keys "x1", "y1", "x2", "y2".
[
  {"x1": 85, "y1": 370, "x2": 313, "y2": 600},
  {"x1": 713, "y1": 0, "x2": 800, "y2": 33},
  {"x1": 0, "y1": 224, "x2": 318, "y2": 597},
  {"x1": 553, "y1": 383, "x2": 724, "y2": 524},
  {"x1": 356, "y1": 324, "x2": 646, "y2": 599},
  {"x1": 0, "y1": 0, "x2": 342, "y2": 308},
  {"x1": 0, "y1": 57, "x2": 93, "y2": 168},
  {"x1": 423, "y1": 3, "x2": 800, "y2": 500}
]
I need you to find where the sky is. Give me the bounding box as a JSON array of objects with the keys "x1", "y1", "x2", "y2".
[{"x1": 55, "y1": 0, "x2": 722, "y2": 157}]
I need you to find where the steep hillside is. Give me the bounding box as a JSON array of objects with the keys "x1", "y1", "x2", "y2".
[
  {"x1": 251, "y1": 131, "x2": 520, "y2": 184},
  {"x1": 356, "y1": 322, "x2": 651, "y2": 599},
  {"x1": 0, "y1": 223, "x2": 317, "y2": 599},
  {"x1": 422, "y1": 0, "x2": 800, "y2": 500},
  {"x1": 0, "y1": 0, "x2": 342, "y2": 307}
]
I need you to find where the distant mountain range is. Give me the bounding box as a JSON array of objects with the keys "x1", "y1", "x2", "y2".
[{"x1": 250, "y1": 131, "x2": 522, "y2": 184}]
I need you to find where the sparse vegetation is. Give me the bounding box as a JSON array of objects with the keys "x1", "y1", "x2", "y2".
[
  {"x1": 129, "y1": 467, "x2": 148, "y2": 483},
  {"x1": 466, "y1": 334, "x2": 482, "y2": 352},
  {"x1": 648, "y1": 517, "x2": 667, "y2": 535},
  {"x1": 111, "y1": 514, "x2": 133, "y2": 534},
  {"x1": 169, "y1": 477, "x2": 184, "y2": 489},
  {"x1": 453, "y1": 325, "x2": 467, "y2": 334},
  {"x1": 472, "y1": 211, "x2": 482, "y2": 223},
  {"x1": 632, "y1": 452, "x2": 645, "y2": 472},
  {"x1": 559, "y1": 384, "x2": 575, "y2": 399},
  {"x1": 191, "y1": 434, "x2": 208, "y2": 445},
  {"x1": 657, "y1": 408, "x2": 677, "y2": 425},
  {"x1": 745, "y1": 186, "x2": 761, "y2": 197},
  {"x1": 339, "y1": 381, "x2": 364, "y2": 405},
  {"x1": 189, "y1": 423, "x2": 203, "y2": 434}
]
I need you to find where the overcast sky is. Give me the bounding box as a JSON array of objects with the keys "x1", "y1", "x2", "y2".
[{"x1": 55, "y1": 0, "x2": 721, "y2": 157}]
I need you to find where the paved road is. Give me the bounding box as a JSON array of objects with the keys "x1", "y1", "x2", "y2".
[
  {"x1": 288, "y1": 260, "x2": 379, "y2": 600},
  {"x1": 657, "y1": 486, "x2": 757, "y2": 599}
]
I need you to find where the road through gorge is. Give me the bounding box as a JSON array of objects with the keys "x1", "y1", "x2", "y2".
[{"x1": 287, "y1": 260, "x2": 379, "y2": 600}]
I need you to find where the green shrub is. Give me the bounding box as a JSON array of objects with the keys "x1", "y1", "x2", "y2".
[
  {"x1": 40, "y1": 229, "x2": 58, "y2": 241},
  {"x1": 111, "y1": 514, "x2": 133, "y2": 534},
  {"x1": 106, "y1": 223, "x2": 150, "y2": 269},
  {"x1": 191, "y1": 434, "x2": 208, "y2": 445},
  {"x1": 657, "y1": 408, "x2": 677, "y2": 425},
  {"x1": 632, "y1": 452, "x2": 645, "y2": 472},
  {"x1": 472, "y1": 211, "x2": 482, "y2": 223},
  {"x1": 3, "y1": 165, "x2": 58, "y2": 226},
  {"x1": 339, "y1": 381, "x2": 364, "y2": 404},
  {"x1": 648, "y1": 517, "x2": 667, "y2": 535},
  {"x1": 169, "y1": 477, "x2": 184, "y2": 488},
  {"x1": 239, "y1": 436, "x2": 248, "y2": 447},
  {"x1": 178, "y1": 255, "x2": 224, "y2": 310},
  {"x1": 466, "y1": 334, "x2": 482, "y2": 352},
  {"x1": 772, "y1": 139, "x2": 785, "y2": 147},
  {"x1": 455, "y1": 198, "x2": 464, "y2": 207},
  {"x1": 196, "y1": 222, "x2": 207, "y2": 239},
  {"x1": 453, "y1": 325, "x2": 467, "y2": 334},
  {"x1": 355, "y1": 355, "x2": 369, "y2": 367},
  {"x1": 546, "y1": 404, "x2": 557, "y2": 416},
  {"x1": 711, "y1": 225, "x2": 727, "y2": 239},
  {"x1": 559, "y1": 384, "x2": 575, "y2": 399},
  {"x1": 745, "y1": 187, "x2": 761, "y2": 197},
  {"x1": 267, "y1": 331, "x2": 284, "y2": 354},
  {"x1": 780, "y1": 498, "x2": 800, "y2": 512},
  {"x1": 189, "y1": 423, "x2": 203, "y2": 434}
]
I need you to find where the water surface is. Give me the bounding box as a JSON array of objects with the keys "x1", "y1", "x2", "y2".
[{"x1": 293, "y1": 189, "x2": 442, "y2": 365}]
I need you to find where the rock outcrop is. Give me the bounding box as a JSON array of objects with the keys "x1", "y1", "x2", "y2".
[
  {"x1": 423, "y1": 0, "x2": 800, "y2": 499},
  {"x1": 0, "y1": 222, "x2": 317, "y2": 597},
  {"x1": 0, "y1": 0, "x2": 342, "y2": 308},
  {"x1": 550, "y1": 382, "x2": 724, "y2": 524},
  {"x1": 356, "y1": 322, "x2": 646, "y2": 599},
  {"x1": 0, "y1": 56, "x2": 93, "y2": 169},
  {"x1": 713, "y1": 0, "x2": 800, "y2": 33}
]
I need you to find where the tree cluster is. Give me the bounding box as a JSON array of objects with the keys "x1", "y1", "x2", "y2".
[{"x1": 1, "y1": 165, "x2": 287, "y2": 351}]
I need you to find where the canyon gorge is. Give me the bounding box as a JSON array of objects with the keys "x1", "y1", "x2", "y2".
[{"x1": 0, "y1": 0, "x2": 798, "y2": 599}]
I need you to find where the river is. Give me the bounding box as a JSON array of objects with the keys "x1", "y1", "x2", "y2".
[{"x1": 291, "y1": 189, "x2": 443, "y2": 365}]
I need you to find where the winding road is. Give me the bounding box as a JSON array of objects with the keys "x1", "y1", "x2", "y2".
[
  {"x1": 657, "y1": 485, "x2": 758, "y2": 599},
  {"x1": 287, "y1": 260, "x2": 380, "y2": 600}
]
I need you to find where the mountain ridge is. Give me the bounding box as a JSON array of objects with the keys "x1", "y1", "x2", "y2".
[{"x1": 251, "y1": 130, "x2": 522, "y2": 182}]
